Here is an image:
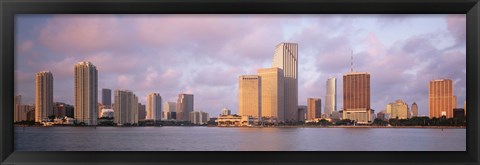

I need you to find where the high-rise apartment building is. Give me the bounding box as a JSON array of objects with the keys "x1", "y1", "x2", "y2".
[
  {"x1": 146, "y1": 93, "x2": 162, "y2": 121},
  {"x1": 429, "y1": 79, "x2": 454, "y2": 118},
  {"x1": 343, "y1": 72, "x2": 371, "y2": 124},
  {"x1": 325, "y1": 77, "x2": 337, "y2": 117},
  {"x1": 35, "y1": 71, "x2": 53, "y2": 122},
  {"x1": 387, "y1": 99, "x2": 410, "y2": 119},
  {"x1": 114, "y1": 90, "x2": 138, "y2": 125},
  {"x1": 411, "y1": 102, "x2": 418, "y2": 117},
  {"x1": 176, "y1": 93, "x2": 194, "y2": 121},
  {"x1": 272, "y1": 42, "x2": 298, "y2": 122},
  {"x1": 74, "y1": 62, "x2": 98, "y2": 125},
  {"x1": 258, "y1": 67, "x2": 284, "y2": 121},
  {"x1": 238, "y1": 75, "x2": 261, "y2": 119},
  {"x1": 307, "y1": 98, "x2": 322, "y2": 120},
  {"x1": 163, "y1": 102, "x2": 176, "y2": 120},
  {"x1": 102, "y1": 88, "x2": 112, "y2": 107}
]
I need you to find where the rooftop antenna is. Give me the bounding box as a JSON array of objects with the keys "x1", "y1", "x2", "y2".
[{"x1": 350, "y1": 49, "x2": 354, "y2": 73}]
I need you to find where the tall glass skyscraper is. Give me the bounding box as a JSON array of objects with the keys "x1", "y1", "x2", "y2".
[{"x1": 272, "y1": 42, "x2": 298, "y2": 122}]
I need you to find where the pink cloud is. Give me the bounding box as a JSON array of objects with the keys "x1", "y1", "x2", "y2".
[
  {"x1": 445, "y1": 14, "x2": 466, "y2": 46},
  {"x1": 38, "y1": 15, "x2": 128, "y2": 54},
  {"x1": 18, "y1": 40, "x2": 34, "y2": 53}
]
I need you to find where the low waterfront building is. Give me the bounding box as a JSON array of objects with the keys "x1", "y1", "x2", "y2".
[
  {"x1": 53, "y1": 116, "x2": 75, "y2": 125},
  {"x1": 216, "y1": 115, "x2": 256, "y2": 126}
]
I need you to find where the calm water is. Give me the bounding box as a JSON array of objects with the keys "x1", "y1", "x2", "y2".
[{"x1": 14, "y1": 126, "x2": 466, "y2": 151}]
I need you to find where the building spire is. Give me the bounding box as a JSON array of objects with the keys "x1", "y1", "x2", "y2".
[{"x1": 350, "y1": 49, "x2": 354, "y2": 73}]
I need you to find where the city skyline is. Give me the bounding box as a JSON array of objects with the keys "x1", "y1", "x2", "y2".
[{"x1": 15, "y1": 14, "x2": 466, "y2": 117}]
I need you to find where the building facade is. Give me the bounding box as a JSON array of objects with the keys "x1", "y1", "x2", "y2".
[
  {"x1": 114, "y1": 90, "x2": 138, "y2": 125},
  {"x1": 102, "y1": 88, "x2": 112, "y2": 108},
  {"x1": 163, "y1": 102, "x2": 176, "y2": 120},
  {"x1": 387, "y1": 99, "x2": 410, "y2": 119},
  {"x1": 14, "y1": 95, "x2": 23, "y2": 122},
  {"x1": 176, "y1": 93, "x2": 194, "y2": 121},
  {"x1": 221, "y1": 107, "x2": 231, "y2": 116},
  {"x1": 238, "y1": 75, "x2": 261, "y2": 119},
  {"x1": 343, "y1": 72, "x2": 371, "y2": 124},
  {"x1": 307, "y1": 98, "x2": 321, "y2": 120},
  {"x1": 297, "y1": 105, "x2": 307, "y2": 122},
  {"x1": 35, "y1": 71, "x2": 54, "y2": 122},
  {"x1": 53, "y1": 102, "x2": 73, "y2": 118},
  {"x1": 325, "y1": 77, "x2": 337, "y2": 117},
  {"x1": 411, "y1": 102, "x2": 418, "y2": 117},
  {"x1": 146, "y1": 93, "x2": 162, "y2": 121},
  {"x1": 272, "y1": 42, "x2": 298, "y2": 122},
  {"x1": 258, "y1": 67, "x2": 285, "y2": 121},
  {"x1": 74, "y1": 61, "x2": 98, "y2": 125},
  {"x1": 429, "y1": 79, "x2": 454, "y2": 118},
  {"x1": 189, "y1": 111, "x2": 209, "y2": 125},
  {"x1": 138, "y1": 103, "x2": 146, "y2": 120}
]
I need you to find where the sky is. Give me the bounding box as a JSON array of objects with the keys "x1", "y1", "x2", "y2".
[{"x1": 14, "y1": 14, "x2": 466, "y2": 117}]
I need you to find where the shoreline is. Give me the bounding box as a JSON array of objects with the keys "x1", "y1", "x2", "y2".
[{"x1": 14, "y1": 125, "x2": 466, "y2": 129}]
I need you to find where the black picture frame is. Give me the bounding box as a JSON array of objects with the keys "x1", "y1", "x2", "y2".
[{"x1": 1, "y1": 0, "x2": 478, "y2": 164}]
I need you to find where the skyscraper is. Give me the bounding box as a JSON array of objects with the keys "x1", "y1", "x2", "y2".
[
  {"x1": 429, "y1": 79, "x2": 454, "y2": 118},
  {"x1": 74, "y1": 61, "x2": 98, "y2": 125},
  {"x1": 343, "y1": 72, "x2": 371, "y2": 124},
  {"x1": 272, "y1": 42, "x2": 298, "y2": 122},
  {"x1": 307, "y1": 98, "x2": 321, "y2": 120},
  {"x1": 176, "y1": 93, "x2": 194, "y2": 121},
  {"x1": 238, "y1": 75, "x2": 261, "y2": 119},
  {"x1": 138, "y1": 103, "x2": 146, "y2": 120},
  {"x1": 114, "y1": 90, "x2": 138, "y2": 125},
  {"x1": 325, "y1": 77, "x2": 337, "y2": 117},
  {"x1": 258, "y1": 67, "x2": 284, "y2": 121},
  {"x1": 35, "y1": 71, "x2": 53, "y2": 122},
  {"x1": 146, "y1": 93, "x2": 162, "y2": 121},
  {"x1": 102, "y1": 88, "x2": 112, "y2": 107},
  {"x1": 411, "y1": 102, "x2": 418, "y2": 117}
]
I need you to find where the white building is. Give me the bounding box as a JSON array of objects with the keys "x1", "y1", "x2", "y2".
[
  {"x1": 35, "y1": 71, "x2": 53, "y2": 122},
  {"x1": 325, "y1": 77, "x2": 337, "y2": 117},
  {"x1": 74, "y1": 62, "x2": 98, "y2": 125}
]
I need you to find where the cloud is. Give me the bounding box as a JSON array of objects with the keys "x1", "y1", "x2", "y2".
[
  {"x1": 17, "y1": 40, "x2": 34, "y2": 53},
  {"x1": 445, "y1": 14, "x2": 466, "y2": 47}
]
